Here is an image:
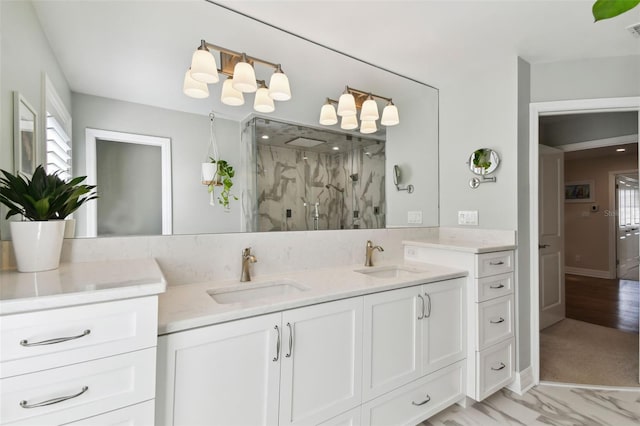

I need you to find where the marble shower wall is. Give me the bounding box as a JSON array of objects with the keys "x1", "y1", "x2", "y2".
[{"x1": 257, "y1": 143, "x2": 385, "y2": 231}]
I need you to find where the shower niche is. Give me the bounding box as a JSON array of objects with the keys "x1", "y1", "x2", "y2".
[{"x1": 253, "y1": 117, "x2": 385, "y2": 231}]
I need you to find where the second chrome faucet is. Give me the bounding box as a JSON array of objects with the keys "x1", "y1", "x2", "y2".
[
  {"x1": 365, "y1": 240, "x2": 384, "y2": 267},
  {"x1": 241, "y1": 247, "x2": 257, "y2": 282}
]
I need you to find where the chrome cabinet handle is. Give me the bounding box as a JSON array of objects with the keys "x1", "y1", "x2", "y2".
[
  {"x1": 491, "y1": 362, "x2": 506, "y2": 371},
  {"x1": 424, "y1": 293, "x2": 432, "y2": 318},
  {"x1": 286, "y1": 322, "x2": 293, "y2": 358},
  {"x1": 20, "y1": 386, "x2": 88, "y2": 408},
  {"x1": 489, "y1": 283, "x2": 505, "y2": 289},
  {"x1": 273, "y1": 325, "x2": 280, "y2": 362},
  {"x1": 489, "y1": 260, "x2": 504, "y2": 266},
  {"x1": 20, "y1": 329, "x2": 91, "y2": 347},
  {"x1": 490, "y1": 317, "x2": 505, "y2": 324},
  {"x1": 411, "y1": 394, "x2": 431, "y2": 406},
  {"x1": 417, "y1": 295, "x2": 425, "y2": 320}
]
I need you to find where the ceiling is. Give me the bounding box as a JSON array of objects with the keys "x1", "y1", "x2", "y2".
[
  {"x1": 217, "y1": 0, "x2": 640, "y2": 84},
  {"x1": 564, "y1": 143, "x2": 638, "y2": 160}
]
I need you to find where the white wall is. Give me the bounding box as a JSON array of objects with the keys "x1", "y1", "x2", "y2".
[
  {"x1": 0, "y1": 0, "x2": 71, "y2": 237},
  {"x1": 438, "y1": 57, "x2": 519, "y2": 229},
  {"x1": 71, "y1": 93, "x2": 242, "y2": 236},
  {"x1": 531, "y1": 55, "x2": 640, "y2": 102}
]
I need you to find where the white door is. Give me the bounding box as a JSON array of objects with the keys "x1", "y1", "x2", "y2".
[
  {"x1": 279, "y1": 298, "x2": 363, "y2": 426},
  {"x1": 156, "y1": 313, "x2": 281, "y2": 426},
  {"x1": 539, "y1": 144, "x2": 565, "y2": 330},
  {"x1": 362, "y1": 286, "x2": 422, "y2": 401},
  {"x1": 615, "y1": 173, "x2": 640, "y2": 280},
  {"x1": 421, "y1": 278, "x2": 466, "y2": 374}
]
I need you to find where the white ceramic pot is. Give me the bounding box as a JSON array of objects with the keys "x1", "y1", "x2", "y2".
[
  {"x1": 10, "y1": 220, "x2": 65, "y2": 272},
  {"x1": 64, "y1": 218, "x2": 76, "y2": 238}
]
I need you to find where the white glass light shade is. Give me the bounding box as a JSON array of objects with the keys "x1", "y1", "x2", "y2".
[
  {"x1": 254, "y1": 87, "x2": 275, "y2": 113},
  {"x1": 201, "y1": 162, "x2": 217, "y2": 185},
  {"x1": 381, "y1": 104, "x2": 400, "y2": 126},
  {"x1": 269, "y1": 71, "x2": 291, "y2": 101},
  {"x1": 360, "y1": 120, "x2": 377, "y2": 134},
  {"x1": 232, "y1": 61, "x2": 257, "y2": 93},
  {"x1": 360, "y1": 98, "x2": 379, "y2": 121},
  {"x1": 337, "y1": 93, "x2": 356, "y2": 116},
  {"x1": 190, "y1": 49, "x2": 219, "y2": 84},
  {"x1": 183, "y1": 69, "x2": 209, "y2": 99},
  {"x1": 340, "y1": 115, "x2": 358, "y2": 130},
  {"x1": 319, "y1": 104, "x2": 338, "y2": 125},
  {"x1": 221, "y1": 78, "x2": 244, "y2": 106}
]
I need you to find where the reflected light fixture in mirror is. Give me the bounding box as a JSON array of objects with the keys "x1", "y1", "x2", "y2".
[
  {"x1": 381, "y1": 101, "x2": 400, "y2": 126},
  {"x1": 360, "y1": 120, "x2": 377, "y2": 134},
  {"x1": 322, "y1": 86, "x2": 399, "y2": 133},
  {"x1": 319, "y1": 99, "x2": 338, "y2": 125},
  {"x1": 184, "y1": 39, "x2": 291, "y2": 113},
  {"x1": 341, "y1": 115, "x2": 358, "y2": 130},
  {"x1": 360, "y1": 95, "x2": 379, "y2": 121},
  {"x1": 337, "y1": 89, "x2": 357, "y2": 116}
]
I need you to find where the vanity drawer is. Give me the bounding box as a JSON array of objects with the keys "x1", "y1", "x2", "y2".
[
  {"x1": 475, "y1": 251, "x2": 514, "y2": 278},
  {"x1": 475, "y1": 273, "x2": 513, "y2": 302},
  {"x1": 65, "y1": 399, "x2": 155, "y2": 425},
  {"x1": 476, "y1": 295, "x2": 513, "y2": 350},
  {"x1": 0, "y1": 348, "x2": 155, "y2": 425},
  {"x1": 361, "y1": 360, "x2": 465, "y2": 426},
  {"x1": 476, "y1": 338, "x2": 514, "y2": 400},
  {"x1": 0, "y1": 296, "x2": 157, "y2": 378}
]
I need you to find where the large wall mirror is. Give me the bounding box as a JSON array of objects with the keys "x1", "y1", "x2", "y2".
[{"x1": 0, "y1": 0, "x2": 439, "y2": 239}]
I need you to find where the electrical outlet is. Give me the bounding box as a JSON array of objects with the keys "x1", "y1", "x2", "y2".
[
  {"x1": 458, "y1": 210, "x2": 479, "y2": 226},
  {"x1": 407, "y1": 211, "x2": 423, "y2": 224}
]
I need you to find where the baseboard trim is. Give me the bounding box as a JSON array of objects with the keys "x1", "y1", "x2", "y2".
[
  {"x1": 565, "y1": 267, "x2": 611, "y2": 279},
  {"x1": 506, "y1": 366, "x2": 534, "y2": 395},
  {"x1": 540, "y1": 380, "x2": 640, "y2": 392}
]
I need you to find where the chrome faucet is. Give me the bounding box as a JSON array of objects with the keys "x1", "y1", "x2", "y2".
[
  {"x1": 241, "y1": 247, "x2": 257, "y2": 282},
  {"x1": 365, "y1": 240, "x2": 384, "y2": 267}
]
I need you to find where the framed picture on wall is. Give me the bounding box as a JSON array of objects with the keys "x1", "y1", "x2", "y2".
[
  {"x1": 565, "y1": 180, "x2": 594, "y2": 203},
  {"x1": 13, "y1": 92, "x2": 38, "y2": 177}
]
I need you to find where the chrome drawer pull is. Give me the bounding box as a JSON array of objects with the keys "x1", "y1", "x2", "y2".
[
  {"x1": 286, "y1": 322, "x2": 293, "y2": 358},
  {"x1": 491, "y1": 362, "x2": 506, "y2": 371},
  {"x1": 489, "y1": 283, "x2": 505, "y2": 289},
  {"x1": 417, "y1": 295, "x2": 425, "y2": 320},
  {"x1": 20, "y1": 386, "x2": 89, "y2": 408},
  {"x1": 490, "y1": 317, "x2": 505, "y2": 324},
  {"x1": 20, "y1": 329, "x2": 91, "y2": 347},
  {"x1": 424, "y1": 293, "x2": 432, "y2": 318},
  {"x1": 411, "y1": 394, "x2": 431, "y2": 406},
  {"x1": 273, "y1": 325, "x2": 280, "y2": 362},
  {"x1": 489, "y1": 260, "x2": 505, "y2": 266}
]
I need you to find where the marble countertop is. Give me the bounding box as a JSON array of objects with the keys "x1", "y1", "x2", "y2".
[
  {"x1": 158, "y1": 261, "x2": 467, "y2": 335},
  {"x1": 0, "y1": 258, "x2": 167, "y2": 315},
  {"x1": 403, "y1": 237, "x2": 516, "y2": 253}
]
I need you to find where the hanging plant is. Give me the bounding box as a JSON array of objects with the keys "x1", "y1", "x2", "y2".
[{"x1": 207, "y1": 157, "x2": 238, "y2": 209}]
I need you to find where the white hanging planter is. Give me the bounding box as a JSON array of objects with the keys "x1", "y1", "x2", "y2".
[{"x1": 10, "y1": 220, "x2": 65, "y2": 272}]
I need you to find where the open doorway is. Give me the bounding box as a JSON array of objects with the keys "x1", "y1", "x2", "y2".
[{"x1": 533, "y1": 107, "x2": 640, "y2": 388}]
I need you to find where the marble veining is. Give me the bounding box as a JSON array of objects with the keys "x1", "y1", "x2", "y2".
[{"x1": 424, "y1": 385, "x2": 640, "y2": 426}]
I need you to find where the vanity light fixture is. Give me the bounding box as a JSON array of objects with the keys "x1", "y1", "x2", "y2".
[
  {"x1": 184, "y1": 39, "x2": 291, "y2": 113},
  {"x1": 320, "y1": 86, "x2": 399, "y2": 133}
]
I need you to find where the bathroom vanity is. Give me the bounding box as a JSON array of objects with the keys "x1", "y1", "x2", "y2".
[{"x1": 0, "y1": 259, "x2": 166, "y2": 425}]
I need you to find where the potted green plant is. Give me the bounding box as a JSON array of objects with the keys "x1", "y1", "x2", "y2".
[
  {"x1": 205, "y1": 157, "x2": 238, "y2": 209},
  {"x1": 0, "y1": 165, "x2": 97, "y2": 272},
  {"x1": 472, "y1": 148, "x2": 492, "y2": 173}
]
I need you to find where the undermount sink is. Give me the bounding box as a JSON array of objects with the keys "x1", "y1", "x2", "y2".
[
  {"x1": 208, "y1": 280, "x2": 309, "y2": 304},
  {"x1": 354, "y1": 265, "x2": 427, "y2": 279}
]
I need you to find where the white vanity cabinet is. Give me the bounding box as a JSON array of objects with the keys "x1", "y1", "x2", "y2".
[
  {"x1": 405, "y1": 245, "x2": 516, "y2": 401},
  {"x1": 157, "y1": 297, "x2": 363, "y2": 426},
  {"x1": 0, "y1": 296, "x2": 159, "y2": 426},
  {"x1": 362, "y1": 278, "x2": 465, "y2": 401}
]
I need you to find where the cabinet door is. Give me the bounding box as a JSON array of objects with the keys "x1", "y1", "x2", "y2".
[
  {"x1": 156, "y1": 313, "x2": 281, "y2": 426},
  {"x1": 422, "y1": 278, "x2": 466, "y2": 374},
  {"x1": 279, "y1": 297, "x2": 363, "y2": 426},
  {"x1": 362, "y1": 286, "x2": 422, "y2": 402}
]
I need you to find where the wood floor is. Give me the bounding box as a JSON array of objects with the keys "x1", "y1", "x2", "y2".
[{"x1": 566, "y1": 274, "x2": 639, "y2": 333}]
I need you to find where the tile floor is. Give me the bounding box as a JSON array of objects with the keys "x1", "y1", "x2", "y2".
[{"x1": 423, "y1": 384, "x2": 640, "y2": 425}]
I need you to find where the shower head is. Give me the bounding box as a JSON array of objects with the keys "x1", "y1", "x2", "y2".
[{"x1": 325, "y1": 184, "x2": 344, "y2": 193}]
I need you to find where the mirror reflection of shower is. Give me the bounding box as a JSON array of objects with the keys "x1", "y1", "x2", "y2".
[{"x1": 254, "y1": 117, "x2": 385, "y2": 231}]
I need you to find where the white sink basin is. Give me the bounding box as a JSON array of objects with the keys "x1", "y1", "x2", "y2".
[
  {"x1": 354, "y1": 265, "x2": 427, "y2": 279},
  {"x1": 208, "y1": 280, "x2": 309, "y2": 304}
]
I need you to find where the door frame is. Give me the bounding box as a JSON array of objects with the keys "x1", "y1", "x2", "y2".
[
  {"x1": 609, "y1": 170, "x2": 639, "y2": 280},
  {"x1": 85, "y1": 128, "x2": 172, "y2": 237},
  {"x1": 529, "y1": 97, "x2": 640, "y2": 385}
]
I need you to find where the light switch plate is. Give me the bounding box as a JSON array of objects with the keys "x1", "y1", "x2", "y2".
[
  {"x1": 458, "y1": 210, "x2": 479, "y2": 226},
  {"x1": 408, "y1": 211, "x2": 423, "y2": 224}
]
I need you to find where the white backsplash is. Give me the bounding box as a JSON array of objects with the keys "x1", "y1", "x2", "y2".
[{"x1": 0, "y1": 227, "x2": 516, "y2": 286}]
